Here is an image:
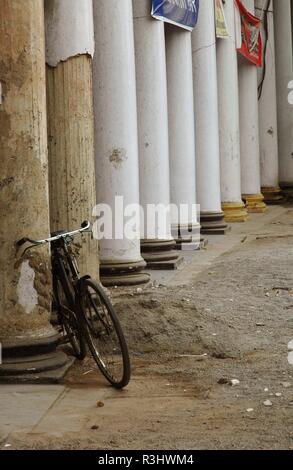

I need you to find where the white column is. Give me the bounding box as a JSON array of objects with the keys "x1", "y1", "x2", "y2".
[
  {"x1": 165, "y1": 24, "x2": 200, "y2": 245},
  {"x1": 133, "y1": 0, "x2": 179, "y2": 268},
  {"x1": 256, "y1": 0, "x2": 282, "y2": 203},
  {"x1": 217, "y1": 0, "x2": 247, "y2": 222},
  {"x1": 192, "y1": 0, "x2": 228, "y2": 234},
  {"x1": 93, "y1": 0, "x2": 149, "y2": 286},
  {"x1": 238, "y1": 0, "x2": 266, "y2": 213},
  {"x1": 274, "y1": 0, "x2": 293, "y2": 195}
]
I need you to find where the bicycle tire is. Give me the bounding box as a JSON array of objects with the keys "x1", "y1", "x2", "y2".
[
  {"x1": 79, "y1": 278, "x2": 131, "y2": 388},
  {"x1": 54, "y1": 276, "x2": 87, "y2": 360}
]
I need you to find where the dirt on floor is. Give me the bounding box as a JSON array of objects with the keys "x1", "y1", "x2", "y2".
[{"x1": 6, "y1": 208, "x2": 293, "y2": 450}]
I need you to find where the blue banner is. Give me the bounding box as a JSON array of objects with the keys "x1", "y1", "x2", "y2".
[{"x1": 151, "y1": 0, "x2": 200, "y2": 31}]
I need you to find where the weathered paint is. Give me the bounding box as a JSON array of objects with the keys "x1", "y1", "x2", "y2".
[
  {"x1": 242, "y1": 194, "x2": 267, "y2": 213},
  {"x1": 46, "y1": 55, "x2": 99, "y2": 280},
  {"x1": 45, "y1": 0, "x2": 95, "y2": 67},
  {"x1": 17, "y1": 261, "x2": 38, "y2": 314},
  {"x1": 0, "y1": 0, "x2": 53, "y2": 339},
  {"x1": 221, "y1": 202, "x2": 248, "y2": 223}
]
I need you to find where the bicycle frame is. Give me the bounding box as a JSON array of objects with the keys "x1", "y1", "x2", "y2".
[{"x1": 52, "y1": 237, "x2": 80, "y2": 310}]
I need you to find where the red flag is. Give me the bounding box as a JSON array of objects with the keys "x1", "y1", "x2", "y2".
[{"x1": 235, "y1": 0, "x2": 262, "y2": 67}]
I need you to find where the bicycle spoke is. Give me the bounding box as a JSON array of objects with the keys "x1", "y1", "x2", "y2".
[
  {"x1": 80, "y1": 280, "x2": 130, "y2": 388},
  {"x1": 54, "y1": 278, "x2": 85, "y2": 359}
]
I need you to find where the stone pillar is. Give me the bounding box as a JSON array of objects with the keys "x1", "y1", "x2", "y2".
[
  {"x1": 133, "y1": 0, "x2": 180, "y2": 268},
  {"x1": 217, "y1": 0, "x2": 248, "y2": 222},
  {"x1": 274, "y1": 0, "x2": 293, "y2": 197},
  {"x1": 256, "y1": 0, "x2": 282, "y2": 203},
  {"x1": 165, "y1": 24, "x2": 200, "y2": 247},
  {"x1": 192, "y1": 0, "x2": 228, "y2": 234},
  {"x1": 238, "y1": 0, "x2": 266, "y2": 213},
  {"x1": 93, "y1": 0, "x2": 149, "y2": 286},
  {"x1": 45, "y1": 0, "x2": 99, "y2": 280},
  {"x1": 0, "y1": 0, "x2": 70, "y2": 382}
]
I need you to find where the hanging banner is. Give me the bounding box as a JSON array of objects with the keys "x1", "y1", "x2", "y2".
[
  {"x1": 215, "y1": 0, "x2": 229, "y2": 39},
  {"x1": 235, "y1": 0, "x2": 262, "y2": 67},
  {"x1": 151, "y1": 0, "x2": 200, "y2": 31}
]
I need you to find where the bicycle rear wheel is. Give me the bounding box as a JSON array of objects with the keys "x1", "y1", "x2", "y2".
[{"x1": 79, "y1": 279, "x2": 131, "y2": 388}]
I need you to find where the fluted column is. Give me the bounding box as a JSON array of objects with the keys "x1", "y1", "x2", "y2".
[
  {"x1": 93, "y1": 0, "x2": 149, "y2": 286},
  {"x1": 133, "y1": 0, "x2": 180, "y2": 268},
  {"x1": 192, "y1": 0, "x2": 228, "y2": 234},
  {"x1": 45, "y1": 0, "x2": 99, "y2": 280},
  {"x1": 256, "y1": 0, "x2": 282, "y2": 203},
  {"x1": 238, "y1": 0, "x2": 267, "y2": 213},
  {"x1": 0, "y1": 0, "x2": 70, "y2": 382},
  {"x1": 217, "y1": 0, "x2": 248, "y2": 222},
  {"x1": 274, "y1": 0, "x2": 293, "y2": 197}
]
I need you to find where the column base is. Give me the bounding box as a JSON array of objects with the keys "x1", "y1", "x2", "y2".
[
  {"x1": 174, "y1": 238, "x2": 208, "y2": 251},
  {"x1": 100, "y1": 259, "x2": 150, "y2": 287},
  {"x1": 0, "y1": 332, "x2": 73, "y2": 384},
  {"x1": 279, "y1": 183, "x2": 293, "y2": 201},
  {"x1": 222, "y1": 202, "x2": 248, "y2": 223},
  {"x1": 261, "y1": 186, "x2": 284, "y2": 204},
  {"x1": 242, "y1": 194, "x2": 267, "y2": 213},
  {"x1": 200, "y1": 212, "x2": 230, "y2": 235},
  {"x1": 141, "y1": 239, "x2": 182, "y2": 270},
  {"x1": 171, "y1": 223, "x2": 202, "y2": 250}
]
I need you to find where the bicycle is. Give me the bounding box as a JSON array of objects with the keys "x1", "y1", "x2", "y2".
[{"x1": 17, "y1": 221, "x2": 131, "y2": 389}]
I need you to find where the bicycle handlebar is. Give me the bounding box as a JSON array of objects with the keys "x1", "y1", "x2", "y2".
[{"x1": 17, "y1": 220, "x2": 91, "y2": 248}]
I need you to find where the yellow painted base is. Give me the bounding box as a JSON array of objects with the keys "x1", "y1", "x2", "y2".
[
  {"x1": 261, "y1": 186, "x2": 283, "y2": 204},
  {"x1": 222, "y1": 202, "x2": 248, "y2": 223},
  {"x1": 242, "y1": 193, "x2": 267, "y2": 213}
]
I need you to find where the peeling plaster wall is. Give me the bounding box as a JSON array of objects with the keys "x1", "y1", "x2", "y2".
[
  {"x1": 45, "y1": 0, "x2": 95, "y2": 67},
  {"x1": 17, "y1": 261, "x2": 38, "y2": 314}
]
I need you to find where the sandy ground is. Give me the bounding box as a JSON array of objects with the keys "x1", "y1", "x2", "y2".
[{"x1": 2, "y1": 206, "x2": 293, "y2": 450}]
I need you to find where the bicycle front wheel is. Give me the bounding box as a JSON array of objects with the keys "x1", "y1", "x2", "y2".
[{"x1": 79, "y1": 279, "x2": 131, "y2": 389}]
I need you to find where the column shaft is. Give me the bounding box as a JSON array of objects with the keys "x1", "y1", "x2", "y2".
[
  {"x1": 256, "y1": 0, "x2": 282, "y2": 203},
  {"x1": 45, "y1": 0, "x2": 99, "y2": 280},
  {"x1": 217, "y1": 0, "x2": 248, "y2": 222},
  {"x1": 93, "y1": 0, "x2": 149, "y2": 286},
  {"x1": 239, "y1": 0, "x2": 266, "y2": 213},
  {"x1": 133, "y1": 0, "x2": 180, "y2": 268},
  {"x1": 166, "y1": 24, "x2": 200, "y2": 248},
  {"x1": 274, "y1": 0, "x2": 293, "y2": 196},
  {"x1": 192, "y1": 0, "x2": 228, "y2": 234},
  {"x1": 0, "y1": 0, "x2": 69, "y2": 382}
]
